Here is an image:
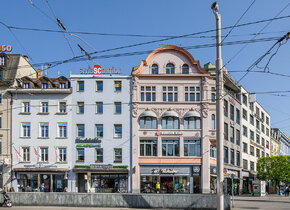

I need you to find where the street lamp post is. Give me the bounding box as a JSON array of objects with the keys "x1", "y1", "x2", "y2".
[{"x1": 211, "y1": 2, "x2": 224, "y2": 210}]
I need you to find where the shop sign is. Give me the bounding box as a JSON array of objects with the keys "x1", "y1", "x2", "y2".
[
  {"x1": 0, "y1": 45, "x2": 12, "y2": 52},
  {"x1": 152, "y1": 168, "x2": 177, "y2": 174},
  {"x1": 157, "y1": 131, "x2": 183, "y2": 135},
  {"x1": 76, "y1": 144, "x2": 101, "y2": 148},
  {"x1": 80, "y1": 66, "x2": 122, "y2": 75},
  {"x1": 90, "y1": 164, "x2": 113, "y2": 169},
  {"x1": 242, "y1": 171, "x2": 249, "y2": 177},
  {"x1": 229, "y1": 98, "x2": 236, "y2": 105},
  {"x1": 210, "y1": 166, "x2": 217, "y2": 175},
  {"x1": 24, "y1": 164, "x2": 57, "y2": 168},
  {"x1": 192, "y1": 166, "x2": 201, "y2": 176},
  {"x1": 75, "y1": 137, "x2": 102, "y2": 144},
  {"x1": 256, "y1": 129, "x2": 261, "y2": 134}
]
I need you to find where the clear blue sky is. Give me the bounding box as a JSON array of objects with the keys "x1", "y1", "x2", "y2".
[{"x1": 1, "y1": 0, "x2": 290, "y2": 134}]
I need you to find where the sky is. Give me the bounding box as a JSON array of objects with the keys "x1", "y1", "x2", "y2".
[{"x1": 1, "y1": 0, "x2": 290, "y2": 135}]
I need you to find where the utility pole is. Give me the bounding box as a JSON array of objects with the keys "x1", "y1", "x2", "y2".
[{"x1": 211, "y1": 2, "x2": 224, "y2": 210}]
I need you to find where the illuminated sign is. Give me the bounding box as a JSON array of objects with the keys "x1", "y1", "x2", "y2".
[
  {"x1": 229, "y1": 98, "x2": 236, "y2": 105},
  {"x1": 93, "y1": 65, "x2": 102, "y2": 75},
  {"x1": 0, "y1": 45, "x2": 12, "y2": 52},
  {"x1": 80, "y1": 66, "x2": 122, "y2": 75},
  {"x1": 75, "y1": 137, "x2": 101, "y2": 144},
  {"x1": 152, "y1": 168, "x2": 177, "y2": 174},
  {"x1": 156, "y1": 131, "x2": 183, "y2": 135}
]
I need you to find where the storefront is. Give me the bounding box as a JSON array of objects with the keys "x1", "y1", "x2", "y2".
[
  {"x1": 242, "y1": 171, "x2": 255, "y2": 194},
  {"x1": 14, "y1": 167, "x2": 69, "y2": 192},
  {"x1": 140, "y1": 165, "x2": 201, "y2": 194},
  {"x1": 210, "y1": 165, "x2": 217, "y2": 193},
  {"x1": 224, "y1": 168, "x2": 240, "y2": 195}
]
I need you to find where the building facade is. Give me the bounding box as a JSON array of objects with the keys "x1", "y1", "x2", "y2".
[
  {"x1": 271, "y1": 128, "x2": 290, "y2": 156},
  {"x1": 0, "y1": 53, "x2": 37, "y2": 189},
  {"x1": 240, "y1": 87, "x2": 271, "y2": 194},
  {"x1": 270, "y1": 128, "x2": 280, "y2": 156},
  {"x1": 9, "y1": 75, "x2": 72, "y2": 192},
  {"x1": 70, "y1": 74, "x2": 132, "y2": 193},
  {"x1": 131, "y1": 46, "x2": 216, "y2": 194}
]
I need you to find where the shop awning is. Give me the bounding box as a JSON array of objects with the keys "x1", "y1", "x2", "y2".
[
  {"x1": 162, "y1": 111, "x2": 179, "y2": 118},
  {"x1": 13, "y1": 168, "x2": 70, "y2": 172},
  {"x1": 184, "y1": 111, "x2": 200, "y2": 118},
  {"x1": 140, "y1": 111, "x2": 157, "y2": 118}
]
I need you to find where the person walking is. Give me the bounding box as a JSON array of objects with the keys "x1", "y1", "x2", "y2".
[
  {"x1": 285, "y1": 185, "x2": 289, "y2": 197},
  {"x1": 39, "y1": 183, "x2": 45, "y2": 192}
]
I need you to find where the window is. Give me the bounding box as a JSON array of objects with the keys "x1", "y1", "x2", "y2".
[
  {"x1": 162, "y1": 116, "x2": 179, "y2": 129},
  {"x1": 262, "y1": 138, "x2": 265, "y2": 147},
  {"x1": 211, "y1": 93, "x2": 215, "y2": 102},
  {"x1": 140, "y1": 140, "x2": 157, "y2": 156},
  {"x1": 96, "y1": 124, "x2": 103, "y2": 138},
  {"x1": 24, "y1": 83, "x2": 30, "y2": 88},
  {"x1": 250, "y1": 102, "x2": 254, "y2": 111},
  {"x1": 0, "y1": 93, "x2": 2, "y2": 104},
  {"x1": 77, "y1": 124, "x2": 85, "y2": 137},
  {"x1": 224, "y1": 123, "x2": 228, "y2": 140},
  {"x1": 266, "y1": 128, "x2": 270, "y2": 137},
  {"x1": 261, "y1": 124, "x2": 265, "y2": 133},
  {"x1": 140, "y1": 117, "x2": 157, "y2": 129},
  {"x1": 242, "y1": 94, "x2": 247, "y2": 105},
  {"x1": 256, "y1": 134, "x2": 260, "y2": 144},
  {"x1": 266, "y1": 153, "x2": 269, "y2": 157},
  {"x1": 0, "y1": 114, "x2": 2, "y2": 128},
  {"x1": 256, "y1": 148, "x2": 260, "y2": 158},
  {"x1": 211, "y1": 114, "x2": 215, "y2": 129},
  {"x1": 58, "y1": 148, "x2": 67, "y2": 162},
  {"x1": 166, "y1": 63, "x2": 175, "y2": 74},
  {"x1": 261, "y1": 112, "x2": 265, "y2": 121},
  {"x1": 152, "y1": 64, "x2": 158, "y2": 74},
  {"x1": 230, "y1": 149, "x2": 235, "y2": 165},
  {"x1": 250, "y1": 130, "x2": 254, "y2": 141},
  {"x1": 77, "y1": 102, "x2": 84, "y2": 114},
  {"x1": 236, "y1": 109, "x2": 240, "y2": 124},
  {"x1": 185, "y1": 86, "x2": 200, "y2": 101},
  {"x1": 114, "y1": 148, "x2": 122, "y2": 162},
  {"x1": 60, "y1": 83, "x2": 66, "y2": 89},
  {"x1": 256, "y1": 106, "x2": 260, "y2": 117},
  {"x1": 114, "y1": 81, "x2": 122, "y2": 92},
  {"x1": 182, "y1": 64, "x2": 189, "y2": 74},
  {"x1": 243, "y1": 126, "x2": 248, "y2": 137},
  {"x1": 0, "y1": 56, "x2": 5, "y2": 66},
  {"x1": 210, "y1": 146, "x2": 216, "y2": 158},
  {"x1": 262, "y1": 151, "x2": 265, "y2": 157},
  {"x1": 42, "y1": 83, "x2": 48, "y2": 89},
  {"x1": 266, "y1": 140, "x2": 269, "y2": 149},
  {"x1": 184, "y1": 140, "x2": 200, "y2": 156},
  {"x1": 22, "y1": 123, "x2": 31, "y2": 137},
  {"x1": 243, "y1": 142, "x2": 248, "y2": 153},
  {"x1": 22, "y1": 147, "x2": 30, "y2": 162},
  {"x1": 96, "y1": 102, "x2": 103, "y2": 114},
  {"x1": 77, "y1": 148, "x2": 84, "y2": 162},
  {"x1": 96, "y1": 81, "x2": 103, "y2": 92},
  {"x1": 224, "y1": 147, "x2": 229, "y2": 163},
  {"x1": 236, "y1": 151, "x2": 240, "y2": 166},
  {"x1": 250, "y1": 146, "x2": 254, "y2": 156},
  {"x1": 114, "y1": 102, "x2": 122, "y2": 114},
  {"x1": 230, "y1": 126, "x2": 235, "y2": 143},
  {"x1": 243, "y1": 159, "x2": 248, "y2": 170},
  {"x1": 163, "y1": 86, "x2": 178, "y2": 102},
  {"x1": 250, "y1": 161, "x2": 255, "y2": 171},
  {"x1": 23, "y1": 102, "x2": 30, "y2": 113},
  {"x1": 236, "y1": 129, "x2": 240, "y2": 145},
  {"x1": 230, "y1": 105, "x2": 234, "y2": 121},
  {"x1": 77, "y1": 81, "x2": 84, "y2": 91},
  {"x1": 58, "y1": 123, "x2": 67, "y2": 138},
  {"x1": 41, "y1": 102, "x2": 48, "y2": 113},
  {"x1": 141, "y1": 86, "x2": 156, "y2": 102},
  {"x1": 256, "y1": 119, "x2": 260, "y2": 130},
  {"x1": 59, "y1": 102, "x2": 67, "y2": 113},
  {"x1": 39, "y1": 122, "x2": 49, "y2": 138},
  {"x1": 242, "y1": 109, "x2": 247, "y2": 120},
  {"x1": 96, "y1": 148, "x2": 103, "y2": 162},
  {"x1": 0, "y1": 71, "x2": 2, "y2": 81},
  {"x1": 40, "y1": 148, "x2": 48, "y2": 162},
  {"x1": 224, "y1": 100, "x2": 228, "y2": 116},
  {"x1": 114, "y1": 124, "x2": 122, "y2": 138},
  {"x1": 266, "y1": 116, "x2": 269, "y2": 125},
  {"x1": 162, "y1": 140, "x2": 179, "y2": 156},
  {"x1": 184, "y1": 117, "x2": 200, "y2": 129}
]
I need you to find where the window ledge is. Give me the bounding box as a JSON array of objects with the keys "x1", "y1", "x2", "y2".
[
  {"x1": 76, "y1": 160, "x2": 85, "y2": 163},
  {"x1": 95, "y1": 161, "x2": 103, "y2": 163},
  {"x1": 95, "y1": 113, "x2": 103, "y2": 115},
  {"x1": 114, "y1": 161, "x2": 122, "y2": 163},
  {"x1": 37, "y1": 112, "x2": 49, "y2": 115},
  {"x1": 37, "y1": 137, "x2": 49, "y2": 139},
  {"x1": 19, "y1": 161, "x2": 31, "y2": 163},
  {"x1": 37, "y1": 161, "x2": 49, "y2": 164},
  {"x1": 114, "y1": 137, "x2": 122, "y2": 139},
  {"x1": 55, "y1": 112, "x2": 67, "y2": 115},
  {"x1": 20, "y1": 137, "x2": 31, "y2": 139},
  {"x1": 56, "y1": 161, "x2": 67, "y2": 164},
  {"x1": 55, "y1": 137, "x2": 68, "y2": 139},
  {"x1": 19, "y1": 112, "x2": 31, "y2": 115}
]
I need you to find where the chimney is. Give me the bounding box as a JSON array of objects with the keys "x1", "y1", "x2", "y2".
[{"x1": 38, "y1": 69, "x2": 43, "y2": 78}]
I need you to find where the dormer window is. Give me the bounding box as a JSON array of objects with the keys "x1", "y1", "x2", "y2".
[
  {"x1": 182, "y1": 64, "x2": 189, "y2": 74},
  {"x1": 166, "y1": 63, "x2": 175, "y2": 74},
  {"x1": 24, "y1": 83, "x2": 30, "y2": 88},
  {"x1": 42, "y1": 83, "x2": 48, "y2": 89},
  {"x1": 60, "y1": 83, "x2": 66, "y2": 89},
  {"x1": 0, "y1": 56, "x2": 5, "y2": 66},
  {"x1": 152, "y1": 64, "x2": 158, "y2": 74}
]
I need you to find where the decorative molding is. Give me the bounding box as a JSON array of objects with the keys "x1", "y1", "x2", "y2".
[
  {"x1": 201, "y1": 103, "x2": 209, "y2": 118},
  {"x1": 132, "y1": 103, "x2": 138, "y2": 118}
]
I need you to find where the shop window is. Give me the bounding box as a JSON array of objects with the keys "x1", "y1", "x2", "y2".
[
  {"x1": 77, "y1": 81, "x2": 84, "y2": 92},
  {"x1": 96, "y1": 102, "x2": 103, "y2": 114},
  {"x1": 224, "y1": 123, "x2": 228, "y2": 140},
  {"x1": 77, "y1": 148, "x2": 84, "y2": 162},
  {"x1": 41, "y1": 102, "x2": 48, "y2": 113},
  {"x1": 114, "y1": 81, "x2": 122, "y2": 92},
  {"x1": 58, "y1": 123, "x2": 67, "y2": 138},
  {"x1": 236, "y1": 129, "x2": 240, "y2": 145},
  {"x1": 141, "y1": 86, "x2": 156, "y2": 102},
  {"x1": 140, "y1": 117, "x2": 157, "y2": 129},
  {"x1": 211, "y1": 114, "x2": 215, "y2": 129},
  {"x1": 174, "y1": 176, "x2": 190, "y2": 193},
  {"x1": 224, "y1": 100, "x2": 228, "y2": 116},
  {"x1": 77, "y1": 124, "x2": 85, "y2": 137},
  {"x1": 162, "y1": 116, "x2": 179, "y2": 129},
  {"x1": 224, "y1": 146, "x2": 228, "y2": 163},
  {"x1": 77, "y1": 102, "x2": 84, "y2": 114},
  {"x1": 140, "y1": 140, "x2": 157, "y2": 156},
  {"x1": 243, "y1": 142, "x2": 248, "y2": 153},
  {"x1": 114, "y1": 102, "x2": 122, "y2": 114},
  {"x1": 18, "y1": 174, "x2": 38, "y2": 192},
  {"x1": 58, "y1": 148, "x2": 67, "y2": 162},
  {"x1": 140, "y1": 176, "x2": 158, "y2": 193},
  {"x1": 162, "y1": 140, "x2": 179, "y2": 156},
  {"x1": 96, "y1": 81, "x2": 103, "y2": 92},
  {"x1": 185, "y1": 86, "x2": 200, "y2": 102},
  {"x1": 163, "y1": 86, "x2": 178, "y2": 102},
  {"x1": 250, "y1": 146, "x2": 254, "y2": 156},
  {"x1": 210, "y1": 145, "x2": 216, "y2": 158},
  {"x1": 22, "y1": 122, "x2": 31, "y2": 137},
  {"x1": 96, "y1": 148, "x2": 103, "y2": 162},
  {"x1": 114, "y1": 124, "x2": 122, "y2": 138},
  {"x1": 22, "y1": 102, "x2": 30, "y2": 113},
  {"x1": 184, "y1": 140, "x2": 200, "y2": 157},
  {"x1": 182, "y1": 64, "x2": 189, "y2": 74},
  {"x1": 91, "y1": 174, "x2": 128, "y2": 193},
  {"x1": 39, "y1": 122, "x2": 49, "y2": 138},
  {"x1": 184, "y1": 117, "x2": 200, "y2": 129},
  {"x1": 42, "y1": 83, "x2": 48, "y2": 89},
  {"x1": 95, "y1": 124, "x2": 103, "y2": 138},
  {"x1": 152, "y1": 64, "x2": 158, "y2": 74},
  {"x1": 166, "y1": 63, "x2": 175, "y2": 74},
  {"x1": 59, "y1": 101, "x2": 67, "y2": 113},
  {"x1": 114, "y1": 148, "x2": 122, "y2": 163},
  {"x1": 22, "y1": 147, "x2": 30, "y2": 162},
  {"x1": 40, "y1": 147, "x2": 48, "y2": 162},
  {"x1": 243, "y1": 159, "x2": 248, "y2": 170}
]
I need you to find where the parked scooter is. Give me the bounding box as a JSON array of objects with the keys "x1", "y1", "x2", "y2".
[{"x1": 1, "y1": 190, "x2": 12, "y2": 207}]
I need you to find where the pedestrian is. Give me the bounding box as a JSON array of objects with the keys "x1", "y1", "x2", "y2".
[
  {"x1": 285, "y1": 186, "x2": 289, "y2": 197},
  {"x1": 39, "y1": 183, "x2": 45, "y2": 192},
  {"x1": 156, "y1": 180, "x2": 160, "y2": 193}
]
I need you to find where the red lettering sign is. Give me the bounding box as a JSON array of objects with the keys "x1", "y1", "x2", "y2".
[
  {"x1": 0, "y1": 45, "x2": 12, "y2": 52},
  {"x1": 93, "y1": 65, "x2": 102, "y2": 75}
]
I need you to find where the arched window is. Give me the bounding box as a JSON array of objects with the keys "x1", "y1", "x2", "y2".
[
  {"x1": 211, "y1": 114, "x2": 215, "y2": 129},
  {"x1": 140, "y1": 117, "x2": 157, "y2": 129},
  {"x1": 184, "y1": 117, "x2": 201, "y2": 129},
  {"x1": 152, "y1": 64, "x2": 158, "y2": 74},
  {"x1": 166, "y1": 63, "x2": 175, "y2": 74},
  {"x1": 182, "y1": 64, "x2": 189, "y2": 74},
  {"x1": 162, "y1": 116, "x2": 179, "y2": 129}
]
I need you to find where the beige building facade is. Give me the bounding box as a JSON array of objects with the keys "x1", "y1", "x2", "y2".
[
  {"x1": 0, "y1": 53, "x2": 37, "y2": 189},
  {"x1": 131, "y1": 46, "x2": 216, "y2": 194},
  {"x1": 270, "y1": 129, "x2": 280, "y2": 156}
]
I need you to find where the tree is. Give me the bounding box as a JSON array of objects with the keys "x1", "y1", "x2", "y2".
[{"x1": 257, "y1": 155, "x2": 290, "y2": 194}]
